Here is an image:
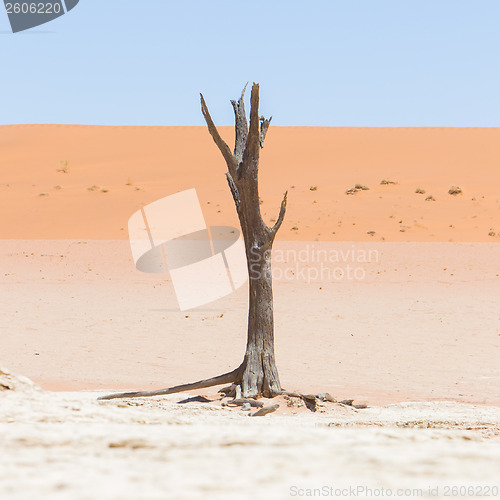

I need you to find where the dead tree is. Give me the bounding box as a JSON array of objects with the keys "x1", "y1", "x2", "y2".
[{"x1": 99, "y1": 83, "x2": 287, "y2": 400}]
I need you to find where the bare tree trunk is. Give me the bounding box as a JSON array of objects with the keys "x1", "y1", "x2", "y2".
[
  {"x1": 201, "y1": 83, "x2": 287, "y2": 398},
  {"x1": 98, "y1": 83, "x2": 287, "y2": 401},
  {"x1": 240, "y1": 244, "x2": 281, "y2": 397}
]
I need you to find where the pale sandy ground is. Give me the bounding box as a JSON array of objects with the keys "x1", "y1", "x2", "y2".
[
  {"x1": 1, "y1": 369, "x2": 500, "y2": 500},
  {"x1": 1, "y1": 240, "x2": 499, "y2": 499},
  {"x1": 1, "y1": 240, "x2": 499, "y2": 404}
]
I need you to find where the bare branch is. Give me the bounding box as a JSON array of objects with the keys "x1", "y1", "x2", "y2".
[
  {"x1": 242, "y1": 83, "x2": 261, "y2": 168},
  {"x1": 97, "y1": 368, "x2": 240, "y2": 401},
  {"x1": 200, "y1": 93, "x2": 238, "y2": 175},
  {"x1": 270, "y1": 190, "x2": 288, "y2": 235},
  {"x1": 218, "y1": 384, "x2": 237, "y2": 397},
  {"x1": 281, "y1": 390, "x2": 319, "y2": 411},
  {"x1": 249, "y1": 404, "x2": 279, "y2": 417},
  {"x1": 231, "y1": 83, "x2": 248, "y2": 162},
  {"x1": 281, "y1": 390, "x2": 319, "y2": 402},
  {"x1": 226, "y1": 171, "x2": 241, "y2": 210},
  {"x1": 222, "y1": 398, "x2": 264, "y2": 408},
  {"x1": 259, "y1": 116, "x2": 272, "y2": 148}
]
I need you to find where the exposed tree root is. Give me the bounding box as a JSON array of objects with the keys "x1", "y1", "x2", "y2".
[
  {"x1": 97, "y1": 369, "x2": 365, "y2": 413},
  {"x1": 249, "y1": 404, "x2": 280, "y2": 417},
  {"x1": 222, "y1": 398, "x2": 264, "y2": 408},
  {"x1": 97, "y1": 367, "x2": 240, "y2": 401},
  {"x1": 218, "y1": 384, "x2": 238, "y2": 398}
]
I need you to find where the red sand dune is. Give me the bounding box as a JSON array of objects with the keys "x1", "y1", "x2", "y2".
[{"x1": 1, "y1": 124, "x2": 500, "y2": 241}]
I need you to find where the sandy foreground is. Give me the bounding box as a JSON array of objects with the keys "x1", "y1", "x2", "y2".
[
  {"x1": 1, "y1": 240, "x2": 500, "y2": 499},
  {"x1": 1, "y1": 368, "x2": 500, "y2": 500},
  {"x1": 1, "y1": 240, "x2": 499, "y2": 499}
]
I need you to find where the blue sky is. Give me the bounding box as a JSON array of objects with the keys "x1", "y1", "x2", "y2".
[{"x1": 1, "y1": 0, "x2": 499, "y2": 126}]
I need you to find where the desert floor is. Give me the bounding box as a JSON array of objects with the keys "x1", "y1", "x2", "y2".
[
  {"x1": 1, "y1": 369, "x2": 500, "y2": 500},
  {"x1": 1, "y1": 239, "x2": 499, "y2": 406},
  {"x1": 1, "y1": 125, "x2": 499, "y2": 499},
  {"x1": 1, "y1": 238, "x2": 499, "y2": 499}
]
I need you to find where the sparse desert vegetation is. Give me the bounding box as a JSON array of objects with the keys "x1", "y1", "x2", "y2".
[
  {"x1": 448, "y1": 186, "x2": 463, "y2": 195},
  {"x1": 346, "y1": 183, "x2": 370, "y2": 195},
  {"x1": 56, "y1": 160, "x2": 70, "y2": 174}
]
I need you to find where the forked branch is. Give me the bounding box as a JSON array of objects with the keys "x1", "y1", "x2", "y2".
[
  {"x1": 226, "y1": 171, "x2": 241, "y2": 210},
  {"x1": 242, "y1": 83, "x2": 261, "y2": 167},
  {"x1": 259, "y1": 116, "x2": 272, "y2": 148},
  {"x1": 270, "y1": 190, "x2": 288, "y2": 235},
  {"x1": 200, "y1": 93, "x2": 238, "y2": 175},
  {"x1": 231, "y1": 82, "x2": 248, "y2": 162}
]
